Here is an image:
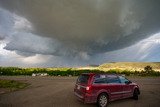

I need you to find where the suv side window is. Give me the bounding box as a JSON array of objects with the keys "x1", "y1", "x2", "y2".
[
  {"x1": 107, "y1": 75, "x2": 120, "y2": 83},
  {"x1": 119, "y1": 76, "x2": 129, "y2": 83},
  {"x1": 94, "y1": 75, "x2": 107, "y2": 84},
  {"x1": 93, "y1": 75, "x2": 120, "y2": 84}
]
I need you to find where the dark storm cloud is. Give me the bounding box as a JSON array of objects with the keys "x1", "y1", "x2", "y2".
[
  {"x1": 0, "y1": 34, "x2": 5, "y2": 40},
  {"x1": 0, "y1": 0, "x2": 160, "y2": 56},
  {"x1": 3, "y1": 33, "x2": 62, "y2": 56}
]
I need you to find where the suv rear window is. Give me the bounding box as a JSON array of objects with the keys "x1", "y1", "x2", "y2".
[{"x1": 77, "y1": 74, "x2": 89, "y2": 84}]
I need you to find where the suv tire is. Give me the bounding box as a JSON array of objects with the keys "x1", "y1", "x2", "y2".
[
  {"x1": 97, "y1": 93, "x2": 108, "y2": 107},
  {"x1": 133, "y1": 89, "x2": 139, "y2": 100}
]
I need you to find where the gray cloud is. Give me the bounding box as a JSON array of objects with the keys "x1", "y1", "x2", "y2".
[
  {"x1": 90, "y1": 33, "x2": 160, "y2": 65},
  {"x1": 0, "y1": 0, "x2": 160, "y2": 66},
  {"x1": 0, "y1": 34, "x2": 5, "y2": 40},
  {"x1": 3, "y1": 32, "x2": 62, "y2": 56}
]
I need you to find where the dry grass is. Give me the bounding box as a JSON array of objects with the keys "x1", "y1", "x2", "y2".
[{"x1": 99, "y1": 62, "x2": 160, "y2": 72}]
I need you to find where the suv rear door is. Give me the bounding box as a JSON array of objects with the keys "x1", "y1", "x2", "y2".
[{"x1": 74, "y1": 74, "x2": 90, "y2": 99}]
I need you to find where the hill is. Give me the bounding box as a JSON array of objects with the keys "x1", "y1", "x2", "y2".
[{"x1": 99, "y1": 62, "x2": 160, "y2": 71}]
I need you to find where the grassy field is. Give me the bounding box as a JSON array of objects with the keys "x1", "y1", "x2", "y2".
[
  {"x1": 0, "y1": 79, "x2": 29, "y2": 94},
  {"x1": 0, "y1": 65, "x2": 160, "y2": 76},
  {"x1": 0, "y1": 62, "x2": 160, "y2": 76},
  {"x1": 99, "y1": 62, "x2": 160, "y2": 71}
]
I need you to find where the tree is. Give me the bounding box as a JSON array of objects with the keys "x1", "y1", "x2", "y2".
[{"x1": 144, "y1": 66, "x2": 153, "y2": 74}]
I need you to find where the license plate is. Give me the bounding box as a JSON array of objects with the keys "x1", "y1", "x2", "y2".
[{"x1": 77, "y1": 85, "x2": 80, "y2": 90}]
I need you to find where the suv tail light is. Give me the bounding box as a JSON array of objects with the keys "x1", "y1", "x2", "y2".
[
  {"x1": 86, "y1": 86, "x2": 90, "y2": 91},
  {"x1": 86, "y1": 86, "x2": 92, "y2": 94}
]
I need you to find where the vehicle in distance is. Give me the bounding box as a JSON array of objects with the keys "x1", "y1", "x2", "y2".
[{"x1": 74, "y1": 73, "x2": 140, "y2": 107}]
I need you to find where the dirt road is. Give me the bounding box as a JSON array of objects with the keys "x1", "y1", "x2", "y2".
[{"x1": 0, "y1": 76, "x2": 160, "y2": 107}]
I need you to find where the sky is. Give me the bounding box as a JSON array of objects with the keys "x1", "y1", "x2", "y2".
[{"x1": 0, "y1": 0, "x2": 160, "y2": 67}]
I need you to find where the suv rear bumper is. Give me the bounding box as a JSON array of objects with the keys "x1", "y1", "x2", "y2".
[
  {"x1": 74, "y1": 92, "x2": 96, "y2": 103},
  {"x1": 74, "y1": 92, "x2": 84, "y2": 102}
]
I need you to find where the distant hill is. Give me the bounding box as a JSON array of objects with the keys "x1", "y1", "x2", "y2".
[{"x1": 99, "y1": 62, "x2": 160, "y2": 71}]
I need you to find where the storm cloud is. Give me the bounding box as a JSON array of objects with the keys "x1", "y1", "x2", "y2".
[{"x1": 0, "y1": 0, "x2": 160, "y2": 66}]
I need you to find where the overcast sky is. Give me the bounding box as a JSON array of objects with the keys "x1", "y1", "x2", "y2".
[{"x1": 0, "y1": 0, "x2": 160, "y2": 67}]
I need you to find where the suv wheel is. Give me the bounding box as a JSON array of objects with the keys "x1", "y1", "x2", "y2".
[
  {"x1": 97, "y1": 93, "x2": 108, "y2": 107},
  {"x1": 133, "y1": 89, "x2": 139, "y2": 100}
]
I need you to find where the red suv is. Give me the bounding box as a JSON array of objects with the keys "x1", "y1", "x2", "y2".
[{"x1": 74, "y1": 73, "x2": 140, "y2": 107}]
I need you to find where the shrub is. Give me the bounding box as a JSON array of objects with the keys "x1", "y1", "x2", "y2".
[
  {"x1": 0, "y1": 66, "x2": 160, "y2": 76},
  {"x1": 144, "y1": 66, "x2": 153, "y2": 73}
]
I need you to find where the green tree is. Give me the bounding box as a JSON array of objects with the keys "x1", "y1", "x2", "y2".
[{"x1": 144, "y1": 66, "x2": 153, "y2": 74}]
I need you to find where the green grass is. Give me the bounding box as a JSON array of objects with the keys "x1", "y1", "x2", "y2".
[
  {"x1": 0, "y1": 79, "x2": 29, "y2": 91},
  {"x1": 0, "y1": 66, "x2": 160, "y2": 76}
]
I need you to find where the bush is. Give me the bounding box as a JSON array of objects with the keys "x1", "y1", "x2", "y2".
[
  {"x1": 144, "y1": 66, "x2": 153, "y2": 73},
  {"x1": 121, "y1": 70, "x2": 131, "y2": 76},
  {"x1": 0, "y1": 66, "x2": 160, "y2": 76}
]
